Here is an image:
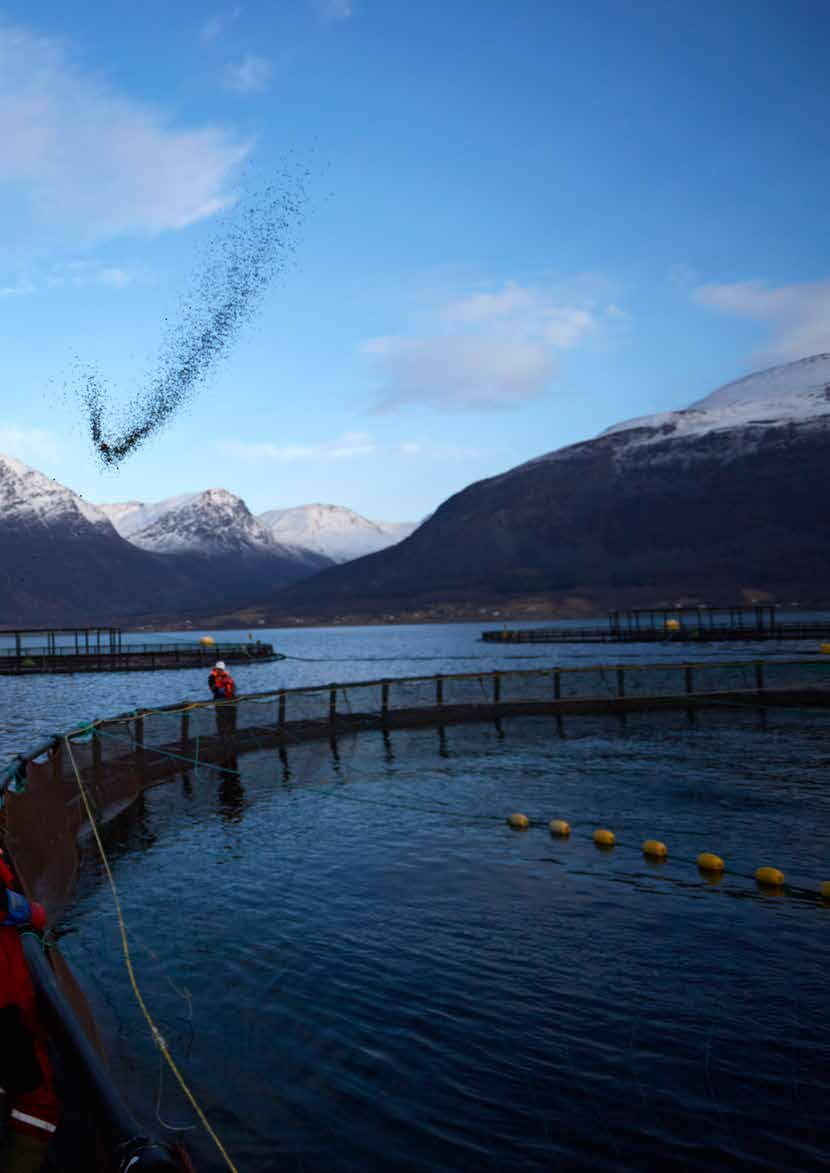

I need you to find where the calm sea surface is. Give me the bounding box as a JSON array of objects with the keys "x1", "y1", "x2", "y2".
[{"x1": 4, "y1": 624, "x2": 830, "y2": 1171}]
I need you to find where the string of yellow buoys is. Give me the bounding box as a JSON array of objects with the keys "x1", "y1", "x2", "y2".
[{"x1": 505, "y1": 812, "x2": 830, "y2": 901}]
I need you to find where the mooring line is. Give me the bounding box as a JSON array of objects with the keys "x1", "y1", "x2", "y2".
[{"x1": 63, "y1": 737, "x2": 240, "y2": 1173}]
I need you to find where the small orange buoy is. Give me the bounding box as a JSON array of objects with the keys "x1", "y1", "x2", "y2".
[
  {"x1": 820, "y1": 881, "x2": 830, "y2": 902},
  {"x1": 549, "y1": 819, "x2": 571, "y2": 837},
  {"x1": 697, "y1": 852, "x2": 725, "y2": 874},
  {"x1": 642, "y1": 839, "x2": 667, "y2": 860},
  {"x1": 507, "y1": 812, "x2": 530, "y2": 831},
  {"x1": 593, "y1": 828, "x2": 615, "y2": 847},
  {"x1": 755, "y1": 866, "x2": 785, "y2": 888}
]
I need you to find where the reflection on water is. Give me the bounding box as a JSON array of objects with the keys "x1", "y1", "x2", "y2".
[{"x1": 59, "y1": 708, "x2": 830, "y2": 1172}]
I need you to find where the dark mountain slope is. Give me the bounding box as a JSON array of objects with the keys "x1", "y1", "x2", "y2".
[{"x1": 266, "y1": 356, "x2": 830, "y2": 617}]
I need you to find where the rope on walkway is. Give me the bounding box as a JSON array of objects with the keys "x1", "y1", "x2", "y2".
[{"x1": 63, "y1": 737, "x2": 240, "y2": 1173}]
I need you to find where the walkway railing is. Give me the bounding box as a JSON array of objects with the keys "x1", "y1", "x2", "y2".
[{"x1": 5, "y1": 656, "x2": 830, "y2": 801}]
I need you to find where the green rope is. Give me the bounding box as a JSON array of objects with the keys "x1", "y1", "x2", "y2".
[{"x1": 93, "y1": 722, "x2": 242, "y2": 779}]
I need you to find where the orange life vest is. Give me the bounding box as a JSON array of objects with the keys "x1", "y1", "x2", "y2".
[{"x1": 209, "y1": 668, "x2": 235, "y2": 699}]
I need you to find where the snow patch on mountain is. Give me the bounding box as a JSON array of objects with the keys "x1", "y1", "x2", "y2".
[
  {"x1": 258, "y1": 503, "x2": 417, "y2": 563},
  {"x1": 600, "y1": 353, "x2": 830, "y2": 447},
  {"x1": 0, "y1": 452, "x2": 111, "y2": 529},
  {"x1": 97, "y1": 495, "x2": 198, "y2": 538},
  {"x1": 127, "y1": 488, "x2": 283, "y2": 556},
  {"x1": 691, "y1": 352, "x2": 830, "y2": 410}
]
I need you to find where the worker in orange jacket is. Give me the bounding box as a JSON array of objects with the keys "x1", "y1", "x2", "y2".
[
  {"x1": 0, "y1": 852, "x2": 60, "y2": 1173},
  {"x1": 208, "y1": 661, "x2": 237, "y2": 739}
]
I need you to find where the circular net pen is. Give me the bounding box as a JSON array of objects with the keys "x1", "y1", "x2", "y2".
[{"x1": 3, "y1": 656, "x2": 830, "y2": 1172}]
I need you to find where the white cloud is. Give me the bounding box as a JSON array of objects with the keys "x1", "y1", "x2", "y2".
[
  {"x1": 0, "y1": 20, "x2": 250, "y2": 242},
  {"x1": 364, "y1": 280, "x2": 622, "y2": 412},
  {"x1": 47, "y1": 260, "x2": 139, "y2": 289},
  {"x1": 0, "y1": 424, "x2": 62, "y2": 462},
  {"x1": 223, "y1": 54, "x2": 273, "y2": 94},
  {"x1": 0, "y1": 281, "x2": 34, "y2": 297},
  {"x1": 222, "y1": 431, "x2": 377, "y2": 460},
  {"x1": 365, "y1": 334, "x2": 558, "y2": 412},
  {"x1": 694, "y1": 279, "x2": 830, "y2": 362},
  {"x1": 219, "y1": 432, "x2": 483, "y2": 461}
]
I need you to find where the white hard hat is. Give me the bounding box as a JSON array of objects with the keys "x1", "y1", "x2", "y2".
[{"x1": 215, "y1": 661, "x2": 226, "y2": 670}]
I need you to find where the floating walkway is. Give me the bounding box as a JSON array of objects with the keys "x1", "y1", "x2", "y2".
[
  {"x1": 7, "y1": 656, "x2": 830, "y2": 805},
  {"x1": 0, "y1": 626, "x2": 282, "y2": 675},
  {"x1": 483, "y1": 604, "x2": 830, "y2": 645}
]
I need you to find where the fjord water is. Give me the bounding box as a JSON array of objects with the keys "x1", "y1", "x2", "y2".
[{"x1": 56, "y1": 697, "x2": 830, "y2": 1171}]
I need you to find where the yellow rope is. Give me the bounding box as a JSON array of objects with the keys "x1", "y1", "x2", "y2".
[{"x1": 63, "y1": 738, "x2": 240, "y2": 1172}]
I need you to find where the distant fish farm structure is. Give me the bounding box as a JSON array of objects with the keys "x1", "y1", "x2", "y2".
[
  {"x1": 483, "y1": 604, "x2": 830, "y2": 645},
  {"x1": 0, "y1": 627, "x2": 282, "y2": 675}
]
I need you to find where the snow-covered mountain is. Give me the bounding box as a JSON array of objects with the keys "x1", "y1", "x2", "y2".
[
  {"x1": 100, "y1": 494, "x2": 414, "y2": 565},
  {"x1": 0, "y1": 458, "x2": 332, "y2": 624},
  {"x1": 124, "y1": 488, "x2": 283, "y2": 557},
  {"x1": 97, "y1": 495, "x2": 197, "y2": 539},
  {"x1": 0, "y1": 452, "x2": 199, "y2": 624},
  {"x1": 258, "y1": 504, "x2": 417, "y2": 563},
  {"x1": 0, "y1": 452, "x2": 112, "y2": 532}
]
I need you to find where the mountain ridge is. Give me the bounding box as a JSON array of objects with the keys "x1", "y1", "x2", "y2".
[
  {"x1": 258, "y1": 503, "x2": 417, "y2": 563},
  {"x1": 262, "y1": 353, "x2": 830, "y2": 620}
]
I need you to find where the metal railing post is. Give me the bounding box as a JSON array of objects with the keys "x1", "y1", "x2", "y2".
[
  {"x1": 180, "y1": 711, "x2": 189, "y2": 754},
  {"x1": 381, "y1": 681, "x2": 390, "y2": 723}
]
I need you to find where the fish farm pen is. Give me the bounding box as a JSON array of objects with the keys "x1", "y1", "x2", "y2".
[
  {"x1": 6, "y1": 656, "x2": 830, "y2": 802},
  {"x1": 3, "y1": 655, "x2": 830, "y2": 1171},
  {"x1": 483, "y1": 603, "x2": 830, "y2": 644},
  {"x1": 0, "y1": 626, "x2": 282, "y2": 674}
]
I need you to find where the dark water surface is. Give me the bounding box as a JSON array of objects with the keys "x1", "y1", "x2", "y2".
[{"x1": 58, "y1": 704, "x2": 830, "y2": 1172}]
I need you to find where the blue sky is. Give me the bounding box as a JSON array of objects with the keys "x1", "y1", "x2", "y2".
[{"x1": 1, "y1": 0, "x2": 829, "y2": 521}]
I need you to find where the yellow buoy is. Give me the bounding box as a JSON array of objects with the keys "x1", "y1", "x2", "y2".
[
  {"x1": 821, "y1": 643, "x2": 830, "y2": 655},
  {"x1": 665, "y1": 617, "x2": 681, "y2": 632},
  {"x1": 507, "y1": 812, "x2": 530, "y2": 831},
  {"x1": 642, "y1": 839, "x2": 667, "y2": 860},
  {"x1": 593, "y1": 828, "x2": 615, "y2": 847},
  {"x1": 820, "y1": 881, "x2": 830, "y2": 902},
  {"x1": 697, "y1": 852, "x2": 725, "y2": 873},
  {"x1": 755, "y1": 866, "x2": 785, "y2": 888},
  {"x1": 199, "y1": 635, "x2": 216, "y2": 647},
  {"x1": 549, "y1": 819, "x2": 571, "y2": 837}
]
